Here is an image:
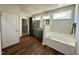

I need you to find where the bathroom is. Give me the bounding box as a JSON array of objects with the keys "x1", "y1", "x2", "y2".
[{"x1": 31, "y1": 4, "x2": 77, "y2": 55}]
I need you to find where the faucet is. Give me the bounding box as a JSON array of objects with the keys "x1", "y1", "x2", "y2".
[{"x1": 71, "y1": 23, "x2": 76, "y2": 35}]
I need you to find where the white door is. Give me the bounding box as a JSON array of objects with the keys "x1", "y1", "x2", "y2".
[{"x1": 2, "y1": 13, "x2": 20, "y2": 48}]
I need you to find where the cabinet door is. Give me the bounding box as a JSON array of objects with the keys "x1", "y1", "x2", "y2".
[
  {"x1": 1, "y1": 13, "x2": 20, "y2": 48},
  {"x1": 39, "y1": 30, "x2": 43, "y2": 39}
]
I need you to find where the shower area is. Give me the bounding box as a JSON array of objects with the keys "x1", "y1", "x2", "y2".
[{"x1": 43, "y1": 5, "x2": 76, "y2": 55}]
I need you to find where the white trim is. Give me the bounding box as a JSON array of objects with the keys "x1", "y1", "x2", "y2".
[{"x1": 75, "y1": 5, "x2": 79, "y2": 55}]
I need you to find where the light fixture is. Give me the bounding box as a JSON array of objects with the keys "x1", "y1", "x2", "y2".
[{"x1": 35, "y1": 16, "x2": 41, "y2": 20}]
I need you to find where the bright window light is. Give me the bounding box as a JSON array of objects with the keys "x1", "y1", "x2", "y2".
[{"x1": 53, "y1": 10, "x2": 72, "y2": 20}]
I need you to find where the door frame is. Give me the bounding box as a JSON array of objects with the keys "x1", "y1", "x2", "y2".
[{"x1": 22, "y1": 18, "x2": 29, "y2": 36}]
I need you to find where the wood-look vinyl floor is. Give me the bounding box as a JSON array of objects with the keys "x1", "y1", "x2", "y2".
[{"x1": 2, "y1": 35, "x2": 64, "y2": 55}]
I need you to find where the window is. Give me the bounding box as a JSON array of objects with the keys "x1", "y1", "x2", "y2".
[{"x1": 52, "y1": 10, "x2": 72, "y2": 20}]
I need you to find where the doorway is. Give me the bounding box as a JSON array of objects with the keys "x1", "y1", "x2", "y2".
[{"x1": 22, "y1": 18, "x2": 29, "y2": 36}]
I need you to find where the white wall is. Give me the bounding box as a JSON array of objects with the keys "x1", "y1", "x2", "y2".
[
  {"x1": 0, "y1": 5, "x2": 29, "y2": 37},
  {"x1": 75, "y1": 4, "x2": 79, "y2": 55},
  {"x1": 52, "y1": 20, "x2": 73, "y2": 34}
]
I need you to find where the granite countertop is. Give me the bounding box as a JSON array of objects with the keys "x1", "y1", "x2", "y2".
[{"x1": 32, "y1": 28, "x2": 43, "y2": 30}]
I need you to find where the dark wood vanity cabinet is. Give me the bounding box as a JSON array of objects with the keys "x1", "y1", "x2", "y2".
[
  {"x1": 32, "y1": 28, "x2": 43, "y2": 40},
  {"x1": 29, "y1": 17, "x2": 43, "y2": 40}
]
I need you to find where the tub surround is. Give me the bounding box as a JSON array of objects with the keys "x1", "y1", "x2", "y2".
[{"x1": 43, "y1": 32, "x2": 76, "y2": 55}]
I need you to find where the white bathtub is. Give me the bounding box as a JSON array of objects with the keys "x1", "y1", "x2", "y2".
[{"x1": 43, "y1": 32, "x2": 76, "y2": 55}]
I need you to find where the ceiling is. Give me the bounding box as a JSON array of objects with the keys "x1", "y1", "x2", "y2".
[
  {"x1": 18, "y1": 4, "x2": 71, "y2": 16},
  {"x1": 0, "y1": 4, "x2": 71, "y2": 17}
]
